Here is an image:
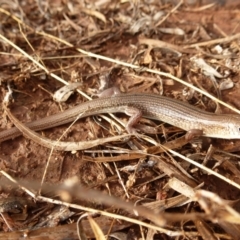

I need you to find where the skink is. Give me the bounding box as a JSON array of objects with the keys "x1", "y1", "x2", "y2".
[{"x1": 1, "y1": 93, "x2": 240, "y2": 142}]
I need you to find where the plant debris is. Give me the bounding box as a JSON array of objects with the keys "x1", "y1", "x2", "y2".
[{"x1": 0, "y1": 0, "x2": 240, "y2": 239}]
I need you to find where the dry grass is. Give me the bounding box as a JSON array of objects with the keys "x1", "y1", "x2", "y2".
[{"x1": 0, "y1": 0, "x2": 240, "y2": 239}]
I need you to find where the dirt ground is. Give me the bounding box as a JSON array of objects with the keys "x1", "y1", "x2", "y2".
[{"x1": 0, "y1": 0, "x2": 240, "y2": 239}]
